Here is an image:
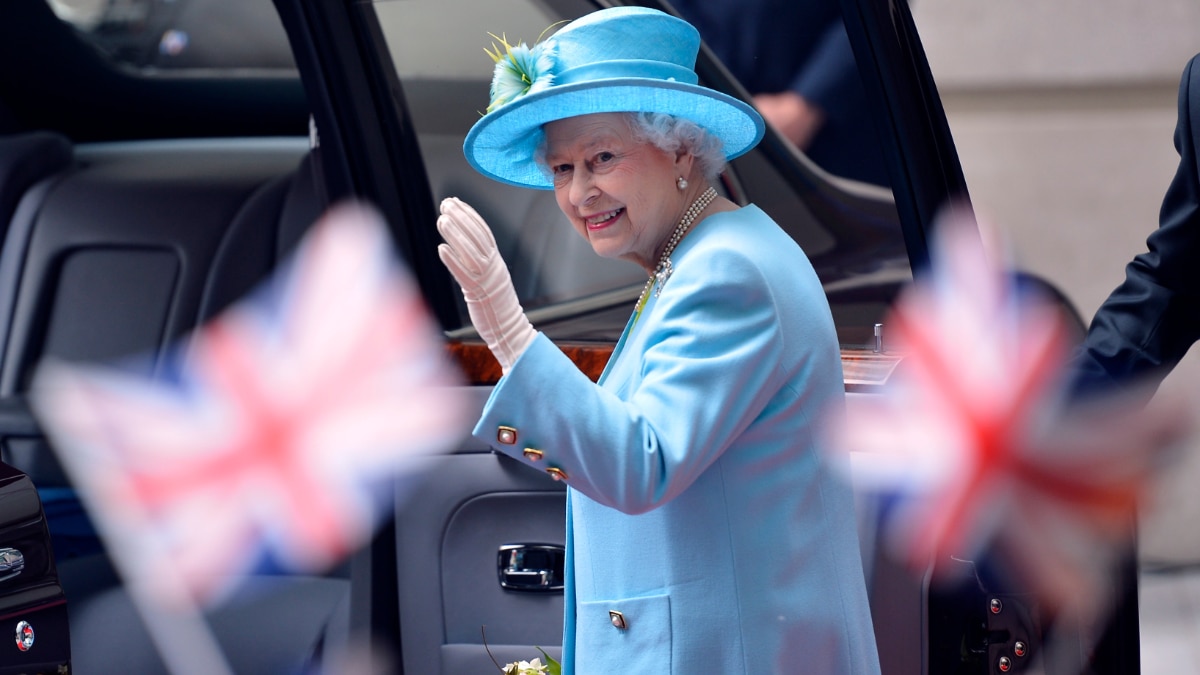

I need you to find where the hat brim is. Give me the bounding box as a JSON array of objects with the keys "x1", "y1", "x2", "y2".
[{"x1": 463, "y1": 78, "x2": 766, "y2": 190}]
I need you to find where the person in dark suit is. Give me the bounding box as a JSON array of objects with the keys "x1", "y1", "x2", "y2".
[
  {"x1": 1068, "y1": 51, "x2": 1200, "y2": 675},
  {"x1": 1073, "y1": 52, "x2": 1200, "y2": 397},
  {"x1": 670, "y1": 0, "x2": 891, "y2": 187}
]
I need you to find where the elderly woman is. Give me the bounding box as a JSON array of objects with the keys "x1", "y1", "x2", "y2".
[{"x1": 436, "y1": 7, "x2": 879, "y2": 674}]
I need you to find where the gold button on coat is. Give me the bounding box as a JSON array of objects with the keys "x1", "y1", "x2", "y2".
[
  {"x1": 545, "y1": 467, "x2": 568, "y2": 481},
  {"x1": 523, "y1": 448, "x2": 544, "y2": 461},
  {"x1": 609, "y1": 610, "x2": 627, "y2": 630},
  {"x1": 496, "y1": 426, "x2": 517, "y2": 445}
]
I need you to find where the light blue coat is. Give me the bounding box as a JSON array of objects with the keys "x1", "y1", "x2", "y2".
[{"x1": 474, "y1": 206, "x2": 880, "y2": 674}]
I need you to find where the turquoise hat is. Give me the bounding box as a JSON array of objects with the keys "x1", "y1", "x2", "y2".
[{"x1": 463, "y1": 6, "x2": 766, "y2": 190}]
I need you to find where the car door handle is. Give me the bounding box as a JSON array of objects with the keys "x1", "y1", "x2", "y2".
[
  {"x1": 498, "y1": 543, "x2": 565, "y2": 592},
  {"x1": 0, "y1": 547, "x2": 24, "y2": 583}
]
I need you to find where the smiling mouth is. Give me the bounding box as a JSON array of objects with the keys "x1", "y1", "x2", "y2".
[{"x1": 585, "y1": 208, "x2": 624, "y2": 230}]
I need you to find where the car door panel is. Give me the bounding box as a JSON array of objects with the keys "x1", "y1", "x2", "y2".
[{"x1": 394, "y1": 384, "x2": 567, "y2": 674}]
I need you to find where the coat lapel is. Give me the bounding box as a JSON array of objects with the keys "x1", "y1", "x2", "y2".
[{"x1": 597, "y1": 294, "x2": 657, "y2": 386}]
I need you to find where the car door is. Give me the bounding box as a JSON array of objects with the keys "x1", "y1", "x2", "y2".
[{"x1": 274, "y1": 0, "x2": 1099, "y2": 674}]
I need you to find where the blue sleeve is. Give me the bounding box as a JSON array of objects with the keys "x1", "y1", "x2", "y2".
[
  {"x1": 472, "y1": 248, "x2": 784, "y2": 514},
  {"x1": 790, "y1": 21, "x2": 861, "y2": 116}
]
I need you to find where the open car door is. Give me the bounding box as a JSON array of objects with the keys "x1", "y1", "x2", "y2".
[{"x1": 274, "y1": 0, "x2": 1125, "y2": 673}]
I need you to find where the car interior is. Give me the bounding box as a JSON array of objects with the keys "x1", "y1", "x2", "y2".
[
  {"x1": 0, "y1": 0, "x2": 1098, "y2": 673},
  {"x1": 0, "y1": 121, "x2": 346, "y2": 675}
]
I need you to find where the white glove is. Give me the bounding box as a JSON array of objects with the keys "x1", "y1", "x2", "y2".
[{"x1": 437, "y1": 197, "x2": 537, "y2": 374}]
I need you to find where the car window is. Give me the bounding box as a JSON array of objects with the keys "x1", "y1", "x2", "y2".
[
  {"x1": 46, "y1": 0, "x2": 296, "y2": 73},
  {"x1": 371, "y1": 0, "x2": 909, "y2": 349}
]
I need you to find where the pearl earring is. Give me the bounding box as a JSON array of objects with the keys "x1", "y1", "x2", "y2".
[{"x1": 677, "y1": 177, "x2": 688, "y2": 190}]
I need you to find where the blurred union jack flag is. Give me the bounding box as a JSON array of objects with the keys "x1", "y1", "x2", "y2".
[
  {"x1": 828, "y1": 208, "x2": 1192, "y2": 622},
  {"x1": 31, "y1": 202, "x2": 467, "y2": 608}
]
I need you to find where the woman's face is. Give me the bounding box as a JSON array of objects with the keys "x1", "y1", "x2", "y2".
[{"x1": 543, "y1": 113, "x2": 691, "y2": 272}]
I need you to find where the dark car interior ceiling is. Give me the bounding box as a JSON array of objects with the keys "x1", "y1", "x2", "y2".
[{"x1": 0, "y1": 0, "x2": 308, "y2": 142}]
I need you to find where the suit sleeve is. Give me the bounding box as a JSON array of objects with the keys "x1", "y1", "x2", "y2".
[
  {"x1": 471, "y1": 247, "x2": 785, "y2": 515},
  {"x1": 789, "y1": 20, "x2": 861, "y2": 117},
  {"x1": 1071, "y1": 53, "x2": 1200, "y2": 396}
]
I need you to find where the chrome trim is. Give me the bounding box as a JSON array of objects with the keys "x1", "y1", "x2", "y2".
[{"x1": 0, "y1": 548, "x2": 24, "y2": 583}]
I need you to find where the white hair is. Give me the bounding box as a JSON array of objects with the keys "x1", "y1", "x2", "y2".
[{"x1": 625, "y1": 112, "x2": 727, "y2": 182}]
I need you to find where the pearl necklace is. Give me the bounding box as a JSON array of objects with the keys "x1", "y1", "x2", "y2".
[{"x1": 632, "y1": 186, "x2": 718, "y2": 322}]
